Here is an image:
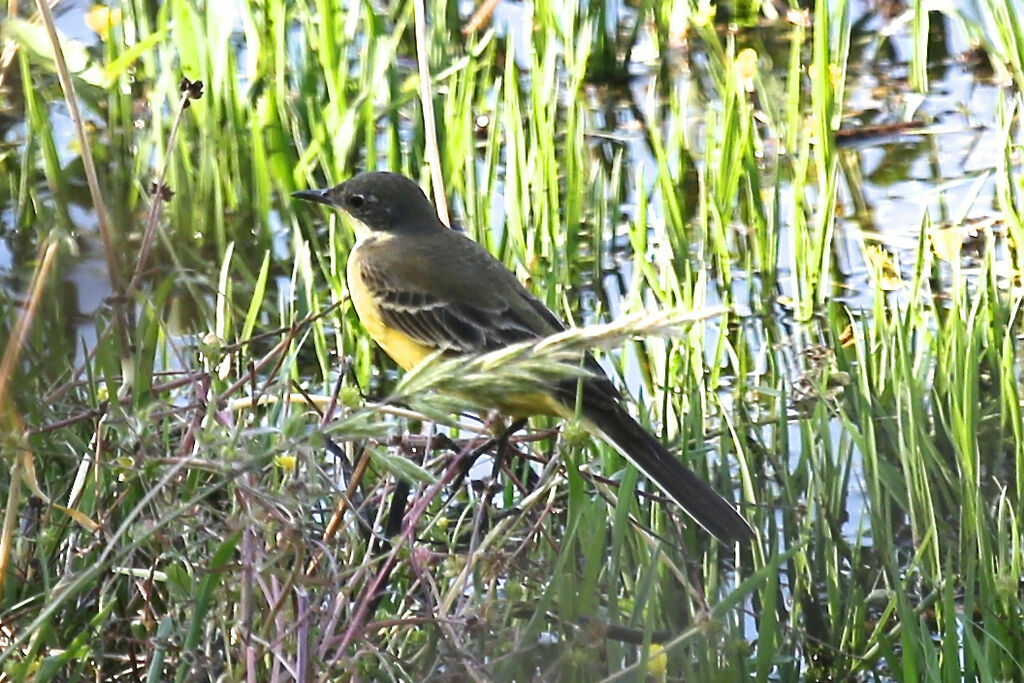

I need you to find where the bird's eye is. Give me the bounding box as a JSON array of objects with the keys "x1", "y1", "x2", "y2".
[{"x1": 347, "y1": 194, "x2": 367, "y2": 209}]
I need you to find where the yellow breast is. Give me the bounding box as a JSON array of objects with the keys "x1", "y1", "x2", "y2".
[
  {"x1": 344, "y1": 236, "x2": 568, "y2": 419},
  {"x1": 346, "y1": 239, "x2": 436, "y2": 371}
]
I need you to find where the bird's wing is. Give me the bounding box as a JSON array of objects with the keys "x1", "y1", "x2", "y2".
[
  {"x1": 356, "y1": 238, "x2": 623, "y2": 413},
  {"x1": 357, "y1": 258, "x2": 548, "y2": 354}
]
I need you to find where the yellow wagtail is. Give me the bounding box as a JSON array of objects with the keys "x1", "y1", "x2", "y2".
[{"x1": 293, "y1": 171, "x2": 754, "y2": 544}]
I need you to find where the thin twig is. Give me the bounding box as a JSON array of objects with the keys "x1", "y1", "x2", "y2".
[
  {"x1": 330, "y1": 448, "x2": 471, "y2": 659},
  {"x1": 33, "y1": 0, "x2": 129, "y2": 355},
  {"x1": 127, "y1": 83, "x2": 200, "y2": 294}
]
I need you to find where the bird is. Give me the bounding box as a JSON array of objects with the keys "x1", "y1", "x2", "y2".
[{"x1": 292, "y1": 171, "x2": 754, "y2": 544}]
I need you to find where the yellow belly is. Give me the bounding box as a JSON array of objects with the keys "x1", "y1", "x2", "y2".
[
  {"x1": 482, "y1": 390, "x2": 567, "y2": 418},
  {"x1": 346, "y1": 243, "x2": 435, "y2": 371},
  {"x1": 345, "y1": 241, "x2": 567, "y2": 418}
]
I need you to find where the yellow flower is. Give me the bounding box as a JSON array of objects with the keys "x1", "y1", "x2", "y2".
[
  {"x1": 646, "y1": 644, "x2": 667, "y2": 682},
  {"x1": 865, "y1": 244, "x2": 904, "y2": 291},
  {"x1": 736, "y1": 48, "x2": 758, "y2": 92},
  {"x1": 85, "y1": 5, "x2": 122, "y2": 41},
  {"x1": 274, "y1": 454, "x2": 297, "y2": 473},
  {"x1": 808, "y1": 62, "x2": 844, "y2": 88}
]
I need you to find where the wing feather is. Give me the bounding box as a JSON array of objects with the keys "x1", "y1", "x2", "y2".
[
  {"x1": 359, "y1": 260, "x2": 540, "y2": 353},
  {"x1": 358, "y1": 257, "x2": 621, "y2": 410}
]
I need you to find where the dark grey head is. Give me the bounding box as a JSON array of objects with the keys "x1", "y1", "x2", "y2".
[{"x1": 292, "y1": 171, "x2": 441, "y2": 235}]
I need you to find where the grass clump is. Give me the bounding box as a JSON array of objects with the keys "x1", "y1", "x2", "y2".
[{"x1": 1, "y1": 0, "x2": 1023, "y2": 680}]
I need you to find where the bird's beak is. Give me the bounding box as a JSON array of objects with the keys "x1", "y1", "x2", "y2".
[{"x1": 291, "y1": 188, "x2": 333, "y2": 206}]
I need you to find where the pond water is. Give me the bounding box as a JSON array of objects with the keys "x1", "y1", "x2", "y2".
[
  {"x1": 1, "y1": 3, "x2": 1016, "y2": 352},
  {"x1": 0, "y1": 0, "x2": 1021, "y2": 679}
]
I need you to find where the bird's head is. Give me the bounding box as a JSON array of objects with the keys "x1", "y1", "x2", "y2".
[{"x1": 292, "y1": 171, "x2": 441, "y2": 238}]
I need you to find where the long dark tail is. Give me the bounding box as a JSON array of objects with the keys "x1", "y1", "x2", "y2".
[{"x1": 584, "y1": 400, "x2": 755, "y2": 544}]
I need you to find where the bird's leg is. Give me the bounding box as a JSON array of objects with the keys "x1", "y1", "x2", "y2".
[
  {"x1": 487, "y1": 415, "x2": 528, "y2": 492},
  {"x1": 445, "y1": 415, "x2": 528, "y2": 500}
]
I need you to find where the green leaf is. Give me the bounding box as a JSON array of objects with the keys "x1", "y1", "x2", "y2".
[
  {"x1": 102, "y1": 28, "x2": 166, "y2": 85},
  {"x1": 369, "y1": 447, "x2": 438, "y2": 485},
  {"x1": 2, "y1": 18, "x2": 106, "y2": 86}
]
